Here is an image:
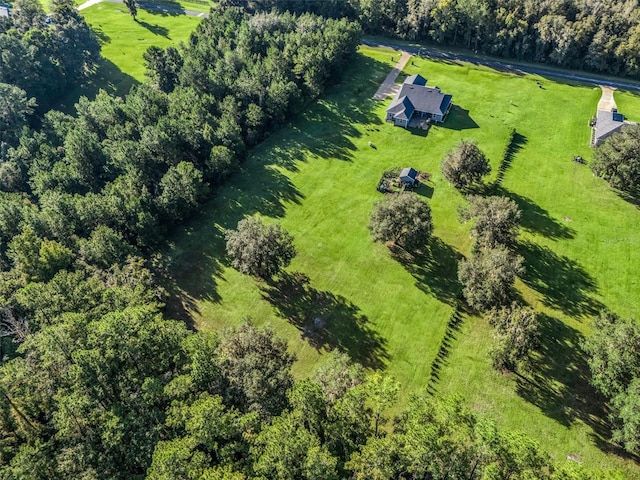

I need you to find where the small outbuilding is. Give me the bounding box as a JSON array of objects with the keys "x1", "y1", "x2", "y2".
[
  {"x1": 399, "y1": 167, "x2": 418, "y2": 185},
  {"x1": 0, "y1": 4, "x2": 10, "y2": 17}
]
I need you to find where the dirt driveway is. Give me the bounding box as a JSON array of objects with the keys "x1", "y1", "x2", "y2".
[
  {"x1": 597, "y1": 86, "x2": 617, "y2": 112},
  {"x1": 372, "y1": 51, "x2": 411, "y2": 100}
]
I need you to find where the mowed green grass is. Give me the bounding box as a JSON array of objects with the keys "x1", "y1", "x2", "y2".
[
  {"x1": 55, "y1": 4, "x2": 199, "y2": 111},
  {"x1": 81, "y1": 2, "x2": 201, "y2": 83},
  {"x1": 166, "y1": 46, "x2": 640, "y2": 475}
]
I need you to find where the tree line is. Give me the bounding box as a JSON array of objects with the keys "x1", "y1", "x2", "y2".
[
  {"x1": 232, "y1": 0, "x2": 640, "y2": 79},
  {"x1": 0, "y1": 0, "x2": 99, "y2": 111},
  {"x1": 0, "y1": 8, "x2": 361, "y2": 274}
]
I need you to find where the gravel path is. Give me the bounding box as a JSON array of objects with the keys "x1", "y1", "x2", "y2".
[
  {"x1": 597, "y1": 86, "x2": 617, "y2": 112},
  {"x1": 372, "y1": 51, "x2": 411, "y2": 100}
]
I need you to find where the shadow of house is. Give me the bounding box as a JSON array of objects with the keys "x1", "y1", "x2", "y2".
[
  {"x1": 391, "y1": 236, "x2": 463, "y2": 307},
  {"x1": 261, "y1": 272, "x2": 389, "y2": 369},
  {"x1": 517, "y1": 241, "x2": 603, "y2": 317},
  {"x1": 438, "y1": 105, "x2": 479, "y2": 131}
]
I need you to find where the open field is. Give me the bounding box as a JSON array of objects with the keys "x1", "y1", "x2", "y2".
[
  {"x1": 82, "y1": 2, "x2": 200, "y2": 82},
  {"x1": 52, "y1": 2, "x2": 200, "y2": 112},
  {"x1": 165, "y1": 45, "x2": 640, "y2": 475}
]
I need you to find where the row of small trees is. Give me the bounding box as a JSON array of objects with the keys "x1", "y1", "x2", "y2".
[{"x1": 441, "y1": 140, "x2": 540, "y2": 373}]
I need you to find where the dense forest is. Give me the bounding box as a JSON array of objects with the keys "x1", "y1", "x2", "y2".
[
  {"x1": 236, "y1": 0, "x2": 640, "y2": 79},
  {"x1": 0, "y1": 0, "x2": 99, "y2": 111},
  {"x1": 0, "y1": 0, "x2": 638, "y2": 477}
]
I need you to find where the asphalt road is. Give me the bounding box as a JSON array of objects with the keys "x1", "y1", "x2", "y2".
[{"x1": 362, "y1": 39, "x2": 640, "y2": 93}]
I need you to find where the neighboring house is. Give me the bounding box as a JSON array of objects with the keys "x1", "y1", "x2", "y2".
[
  {"x1": 592, "y1": 109, "x2": 629, "y2": 146},
  {"x1": 0, "y1": 4, "x2": 10, "y2": 17},
  {"x1": 386, "y1": 74, "x2": 453, "y2": 128},
  {"x1": 399, "y1": 167, "x2": 418, "y2": 185}
]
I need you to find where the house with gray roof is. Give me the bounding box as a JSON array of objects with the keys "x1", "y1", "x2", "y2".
[
  {"x1": 386, "y1": 74, "x2": 452, "y2": 128},
  {"x1": 592, "y1": 109, "x2": 628, "y2": 146},
  {"x1": 0, "y1": 3, "x2": 10, "y2": 17}
]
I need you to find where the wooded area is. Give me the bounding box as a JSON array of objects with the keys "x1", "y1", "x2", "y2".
[
  {"x1": 0, "y1": 0, "x2": 639, "y2": 476},
  {"x1": 238, "y1": 0, "x2": 640, "y2": 79}
]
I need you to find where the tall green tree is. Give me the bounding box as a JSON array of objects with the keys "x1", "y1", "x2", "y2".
[
  {"x1": 369, "y1": 192, "x2": 432, "y2": 251},
  {"x1": 459, "y1": 195, "x2": 521, "y2": 250},
  {"x1": 488, "y1": 303, "x2": 540, "y2": 372},
  {"x1": 124, "y1": 0, "x2": 138, "y2": 20},
  {"x1": 442, "y1": 140, "x2": 491, "y2": 190},
  {"x1": 458, "y1": 246, "x2": 524, "y2": 311},
  {"x1": 591, "y1": 125, "x2": 640, "y2": 196},
  {"x1": 225, "y1": 218, "x2": 296, "y2": 279},
  {"x1": 0, "y1": 83, "x2": 36, "y2": 159}
]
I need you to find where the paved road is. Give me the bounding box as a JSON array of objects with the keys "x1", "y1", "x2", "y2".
[
  {"x1": 372, "y1": 51, "x2": 411, "y2": 100},
  {"x1": 362, "y1": 39, "x2": 640, "y2": 93},
  {"x1": 77, "y1": 0, "x2": 209, "y2": 17}
]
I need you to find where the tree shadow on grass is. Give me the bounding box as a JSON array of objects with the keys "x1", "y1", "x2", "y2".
[
  {"x1": 614, "y1": 189, "x2": 640, "y2": 210},
  {"x1": 161, "y1": 163, "x2": 305, "y2": 324},
  {"x1": 492, "y1": 187, "x2": 575, "y2": 240},
  {"x1": 53, "y1": 58, "x2": 139, "y2": 114},
  {"x1": 261, "y1": 271, "x2": 389, "y2": 369},
  {"x1": 264, "y1": 60, "x2": 384, "y2": 173},
  {"x1": 514, "y1": 315, "x2": 637, "y2": 460},
  {"x1": 161, "y1": 53, "x2": 395, "y2": 320},
  {"x1": 390, "y1": 236, "x2": 463, "y2": 307},
  {"x1": 138, "y1": 20, "x2": 170, "y2": 37},
  {"x1": 493, "y1": 131, "x2": 527, "y2": 187},
  {"x1": 517, "y1": 241, "x2": 603, "y2": 318}
]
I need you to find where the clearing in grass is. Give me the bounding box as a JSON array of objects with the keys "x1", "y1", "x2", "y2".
[{"x1": 165, "y1": 45, "x2": 640, "y2": 476}]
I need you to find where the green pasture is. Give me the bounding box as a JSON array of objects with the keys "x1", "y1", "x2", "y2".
[
  {"x1": 165, "y1": 45, "x2": 640, "y2": 475},
  {"x1": 52, "y1": 2, "x2": 200, "y2": 111},
  {"x1": 82, "y1": 2, "x2": 200, "y2": 82}
]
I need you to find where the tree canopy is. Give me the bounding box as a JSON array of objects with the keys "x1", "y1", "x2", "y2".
[
  {"x1": 369, "y1": 192, "x2": 433, "y2": 251},
  {"x1": 460, "y1": 195, "x2": 521, "y2": 249},
  {"x1": 458, "y1": 245, "x2": 524, "y2": 311},
  {"x1": 584, "y1": 312, "x2": 640, "y2": 454},
  {"x1": 591, "y1": 125, "x2": 640, "y2": 196},
  {"x1": 442, "y1": 141, "x2": 491, "y2": 190},
  {"x1": 244, "y1": 0, "x2": 640, "y2": 80},
  {"x1": 225, "y1": 217, "x2": 297, "y2": 279}
]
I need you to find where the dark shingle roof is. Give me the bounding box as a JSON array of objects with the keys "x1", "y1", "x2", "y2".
[
  {"x1": 595, "y1": 109, "x2": 625, "y2": 142},
  {"x1": 387, "y1": 96, "x2": 414, "y2": 121},
  {"x1": 389, "y1": 84, "x2": 450, "y2": 117},
  {"x1": 405, "y1": 74, "x2": 427, "y2": 86},
  {"x1": 400, "y1": 167, "x2": 418, "y2": 180}
]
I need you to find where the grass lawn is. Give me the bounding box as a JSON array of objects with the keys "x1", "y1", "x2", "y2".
[
  {"x1": 51, "y1": 2, "x2": 200, "y2": 112},
  {"x1": 82, "y1": 2, "x2": 201, "y2": 82},
  {"x1": 165, "y1": 45, "x2": 640, "y2": 476}
]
